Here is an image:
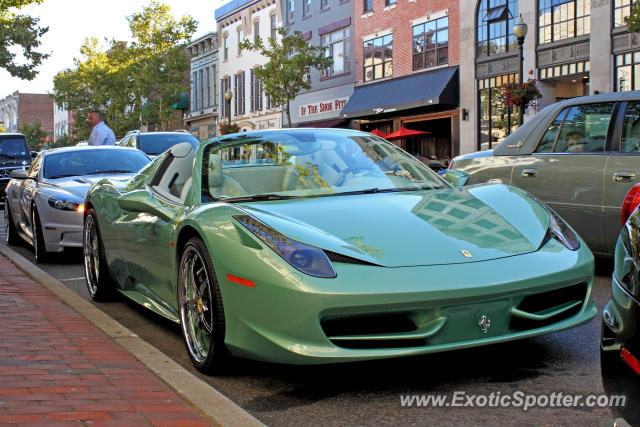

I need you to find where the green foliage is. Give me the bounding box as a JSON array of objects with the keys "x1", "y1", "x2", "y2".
[
  {"x1": 0, "y1": 0, "x2": 49, "y2": 80},
  {"x1": 239, "y1": 27, "x2": 333, "y2": 128},
  {"x1": 219, "y1": 123, "x2": 240, "y2": 135},
  {"x1": 51, "y1": 1, "x2": 196, "y2": 138},
  {"x1": 626, "y1": 2, "x2": 640, "y2": 33},
  {"x1": 19, "y1": 120, "x2": 48, "y2": 150},
  {"x1": 48, "y1": 134, "x2": 75, "y2": 149}
]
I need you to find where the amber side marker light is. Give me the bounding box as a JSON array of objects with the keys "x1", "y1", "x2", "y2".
[
  {"x1": 77, "y1": 204, "x2": 85, "y2": 213},
  {"x1": 621, "y1": 347, "x2": 640, "y2": 376},
  {"x1": 227, "y1": 274, "x2": 255, "y2": 288}
]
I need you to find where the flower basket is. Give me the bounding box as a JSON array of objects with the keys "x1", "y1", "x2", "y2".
[
  {"x1": 499, "y1": 79, "x2": 542, "y2": 110},
  {"x1": 219, "y1": 123, "x2": 240, "y2": 135}
]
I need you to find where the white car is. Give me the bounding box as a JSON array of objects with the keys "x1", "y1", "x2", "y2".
[{"x1": 3, "y1": 146, "x2": 150, "y2": 262}]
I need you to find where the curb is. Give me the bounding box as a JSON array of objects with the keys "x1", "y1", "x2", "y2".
[{"x1": 0, "y1": 242, "x2": 265, "y2": 427}]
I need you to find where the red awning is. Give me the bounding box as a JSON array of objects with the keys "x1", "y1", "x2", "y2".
[
  {"x1": 386, "y1": 127, "x2": 430, "y2": 140},
  {"x1": 369, "y1": 128, "x2": 389, "y2": 138}
]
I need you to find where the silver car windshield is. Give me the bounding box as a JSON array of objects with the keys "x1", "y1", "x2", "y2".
[
  {"x1": 202, "y1": 130, "x2": 448, "y2": 202},
  {"x1": 43, "y1": 149, "x2": 150, "y2": 179}
]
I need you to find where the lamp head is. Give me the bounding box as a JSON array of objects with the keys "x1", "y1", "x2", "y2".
[
  {"x1": 224, "y1": 90, "x2": 233, "y2": 101},
  {"x1": 514, "y1": 14, "x2": 528, "y2": 39}
]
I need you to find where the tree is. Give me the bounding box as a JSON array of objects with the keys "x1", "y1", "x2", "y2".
[
  {"x1": 51, "y1": 2, "x2": 196, "y2": 137},
  {"x1": 19, "y1": 120, "x2": 48, "y2": 150},
  {"x1": 0, "y1": 0, "x2": 49, "y2": 80},
  {"x1": 240, "y1": 27, "x2": 332, "y2": 128},
  {"x1": 626, "y1": 3, "x2": 640, "y2": 32}
]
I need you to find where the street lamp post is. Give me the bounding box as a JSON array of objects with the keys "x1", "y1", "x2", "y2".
[
  {"x1": 224, "y1": 90, "x2": 233, "y2": 127},
  {"x1": 514, "y1": 14, "x2": 528, "y2": 126}
]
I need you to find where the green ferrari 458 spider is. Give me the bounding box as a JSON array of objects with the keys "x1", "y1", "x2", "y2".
[{"x1": 83, "y1": 128, "x2": 597, "y2": 372}]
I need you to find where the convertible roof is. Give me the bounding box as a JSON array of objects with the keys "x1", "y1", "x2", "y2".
[{"x1": 493, "y1": 90, "x2": 640, "y2": 156}]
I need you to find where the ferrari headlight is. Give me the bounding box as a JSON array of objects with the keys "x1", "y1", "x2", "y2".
[
  {"x1": 547, "y1": 209, "x2": 580, "y2": 251},
  {"x1": 234, "y1": 215, "x2": 337, "y2": 278},
  {"x1": 48, "y1": 196, "x2": 84, "y2": 212}
]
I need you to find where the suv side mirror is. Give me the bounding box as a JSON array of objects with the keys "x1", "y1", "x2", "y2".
[{"x1": 10, "y1": 169, "x2": 28, "y2": 179}]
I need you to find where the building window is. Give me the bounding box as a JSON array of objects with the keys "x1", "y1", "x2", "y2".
[
  {"x1": 303, "y1": 0, "x2": 311, "y2": 17},
  {"x1": 615, "y1": 52, "x2": 640, "y2": 92},
  {"x1": 287, "y1": 0, "x2": 295, "y2": 24},
  {"x1": 477, "y1": 0, "x2": 518, "y2": 57},
  {"x1": 321, "y1": 27, "x2": 350, "y2": 77},
  {"x1": 363, "y1": 0, "x2": 373, "y2": 12},
  {"x1": 363, "y1": 34, "x2": 392, "y2": 82},
  {"x1": 615, "y1": 0, "x2": 633, "y2": 27},
  {"x1": 413, "y1": 17, "x2": 448, "y2": 70},
  {"x1": 238, "y1": 28, "x2": 244, "y2": 54},
  {"x1": 192, "y1": 71, "x2": 198, "y2": 111},
  {"x1": 199, "y1": 69, "x2": 204, "y2": 110},
  {"x1": 539, "y1": 59, "x2": 589, "y2": 79},
  {"x1": 238, "y1": 72, "x2": 246, "y2": 114},
  {"x1": 321, "y1": 0, "x2": 329, "y2": 9},
  {"x1": 478, "y1": 74, "x2": 520, "y2": 151},
  {"x1": 206, "y1": 67, "x2": 211, "y2": 108},
  {"x1": 271, "y1": 14, "x2": 277, "y2": 39},
  {"x1": 538, "y1": 0, "x2": 590, "y2": 44},
  {"x1": 224, "y1": 36, "x2": 229, "y2": 59},
  {"x1": 254, "y1": 20, "x2": 260, "y2": 42},
  {"x1": 385, "y1": 0, "x2": 396, "y2": 5}
]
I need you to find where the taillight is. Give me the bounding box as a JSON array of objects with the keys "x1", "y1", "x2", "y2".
[{"x1": 621, "y1": 184, "x2": 640, "y2": 225}]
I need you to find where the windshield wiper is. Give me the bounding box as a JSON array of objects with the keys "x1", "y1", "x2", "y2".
[
  {"x1": 47, "y1": 174, "x2": 78, "y2": 179},
  {"x1": 85, "y1": 169, "x2": 132, "y2": 175},
  {"x1": 332, "y1": 188, "x2": 401, "y2": 197},
  {"x1": 218, "y1": 193, "x2": 300, "y2": 203}
]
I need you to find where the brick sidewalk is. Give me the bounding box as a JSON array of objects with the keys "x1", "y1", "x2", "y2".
[{"x1": 0, "y1": 254, "x2": 213, "y2": 426}]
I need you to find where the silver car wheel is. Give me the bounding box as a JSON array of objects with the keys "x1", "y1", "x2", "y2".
[
  {"x1": 84, "y1": 214, "x2": 100, "y2": 297},
  {"x1": 4, "y1": 205, "x2": 10, "y2": 243},
  {"x1": 179, "y1": 245, "x2": 214, "y2": 364}
]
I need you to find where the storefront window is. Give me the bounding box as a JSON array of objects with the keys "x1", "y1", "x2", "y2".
[
  {"x1": 539, "y1": 60, "x2": 589, "y2": 79},
  {"x1": 477, "y1": 0, "x2": 519, "y2": 57},
  {"x1": 413, "y1": 17, "x2": 448, "y2": 70},
  {"x1": 478, "y1": 74, "x2": 519, "y2": 151},
  {"x1": 363, "y1": 34, "x2": 393, "y2": 82},
  {"x1": 615, "y1": 52, "x2": 640, "y2": 92},
  {"x1": 322, "y1": 27, "x2": 350, "y2": 77},
  {"x1": 614, "y1": 0, "x2": 632, "y2": 27},
  {"x1": 538, "y1": 0, "x2": 590, "y2": 44}
]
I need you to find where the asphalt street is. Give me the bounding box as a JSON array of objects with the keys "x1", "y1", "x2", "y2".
[{"x1": 0, "y1": 214, "x2": 627, "y2": 426}]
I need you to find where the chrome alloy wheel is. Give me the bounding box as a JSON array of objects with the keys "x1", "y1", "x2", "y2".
[
  {"x1": 3, "y1": 205, "x2": 9, "y2": 243},
  {"x1": 83, "y1": 214, "x2": 100, "y2": 296},
  {"x1": 179, "y1": 245, "x2": 215, "y2": 364}
]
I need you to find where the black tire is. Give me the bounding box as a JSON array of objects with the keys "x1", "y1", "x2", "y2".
[
  {"x1": 4, "y1": 200, "x2": 19, "y2": 245},
  {"x1": 178, "y1": 237, "x2": 230, "y2": 373},
  {"x1": 31, "y1": 207, "x2": 48, "y2": 263},
  {"x1": 600, "y1": 347, "x2": 627, "y2": 378},
  {"x1": 83, "y1": 208, "x2": 113, "y2": 301}
]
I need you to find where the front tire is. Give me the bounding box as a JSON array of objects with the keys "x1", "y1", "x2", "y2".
[
  {"x1": 31, "y1": 208, "x2": 48, "y2": 263},
  {"x1": 83, "y1": 209, "x2": 112, "y2": 301},
  {"x1": 178, "y1": 237, "x2": 229, "y2": 373},
  {"x1": 4, "y1": 200, "x2": 19, "y2": 245}
]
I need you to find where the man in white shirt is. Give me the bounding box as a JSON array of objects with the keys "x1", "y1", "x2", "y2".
[{"x1": 87, "y1": 110, "x2": 116, "y2": 146}]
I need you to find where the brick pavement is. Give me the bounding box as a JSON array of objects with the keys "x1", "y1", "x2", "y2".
[{"x1": 0, "y1": 254, "x2": 213, "y2": 426}]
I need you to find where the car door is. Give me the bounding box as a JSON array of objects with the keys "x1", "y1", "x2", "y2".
[
  {"x1": 511, "y1": 102, "x2": 616, "y2": 253},
  {"x1": 604, "y1": 100, "x2": 640, "y2": 252}
]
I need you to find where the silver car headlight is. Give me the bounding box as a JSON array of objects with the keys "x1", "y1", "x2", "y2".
[
  {"x1": 48, "y1": 196, "x2": 85, "y2": 213},
  {"x1": 547, "y1": 209, "x2": 580, "y2": 251},
  {"x1": 234, "y1": 215, "x2": 337, "y2": 278}
]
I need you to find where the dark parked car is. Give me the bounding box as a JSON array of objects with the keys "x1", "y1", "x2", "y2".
[
  {"x1": 0, "y1": 133, "x2": 32, "y2": 198},
  {"x1": 118, "y1": 130, "x2": 200, "y2": 158},
  {"x1": 450, "y1": 91, "x2": 640, "y2": 255}
]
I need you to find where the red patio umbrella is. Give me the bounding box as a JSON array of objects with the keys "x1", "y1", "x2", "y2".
[
  {"x1": 386, "y1": 127, "x2": 430, "y2": 141},
  {"x1": 368, "y1": 128, "x2": 389, "y2": 138}
]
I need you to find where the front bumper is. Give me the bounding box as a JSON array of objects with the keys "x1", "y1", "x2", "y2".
[
  {"x1": 601, "y1": 274, "x2": 640, "y2": 375},
  {"x1": 40, "y1": 202, "x2": 84, "y2": 252},
  {"x1": 216, "y1": 237, "x2": 597, "y2": 364}
]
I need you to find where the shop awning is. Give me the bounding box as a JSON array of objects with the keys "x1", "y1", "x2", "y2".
[
  {"x1": 296, "y1": 118, "x2": 346, "y2": 128},
  {"x1": 340, "y1": 66, "x2": 458, "y2": 119}
]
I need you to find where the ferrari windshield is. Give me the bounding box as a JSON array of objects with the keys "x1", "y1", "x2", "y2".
[
  {"x1": 202, "y1": 129, "x2": 447, "y2": 201},
  {"x1": 43, "y1": 149, "x2": 150, "y2": 179}
]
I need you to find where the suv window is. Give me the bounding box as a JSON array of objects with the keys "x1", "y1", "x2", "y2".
[
  {"x1": 0, "y1": 135, "x2": 30, "y2": 161},
  {"x1": 620, "y1": 101, "x2": 640, "y2": 153},
  {"x1": 536, "y1": 109, "x2": 568, "y2": 153}
]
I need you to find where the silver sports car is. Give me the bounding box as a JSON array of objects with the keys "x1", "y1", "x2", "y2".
[{"x1": 4, "y1": 146, "x2": 150, "y2": 262}]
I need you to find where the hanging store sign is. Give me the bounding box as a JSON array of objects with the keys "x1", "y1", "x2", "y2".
[{"x1": 300, "y1": 97, "x2": 349, "y2": 117}]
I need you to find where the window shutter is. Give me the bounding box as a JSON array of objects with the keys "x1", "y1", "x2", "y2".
[
  {"x1": 241, "y1": 71, "x2": 246, "y2": 114},
  {"x1": 233, "y1": 74, "x2": 238, "y2": 116},
  {"x1": 259, "y1": 77, "x2": 263, "y2": 111},
  {"x1": 267, "y1": 94, "x2": 271, "y2": 109},
  {"x1": 220, "y1": 78, "x2": 224, "y2": 117},
  {"x1": 250, "y1": 69, "x2": 254, "y2": 112}
]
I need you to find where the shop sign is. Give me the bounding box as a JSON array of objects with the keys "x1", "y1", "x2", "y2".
[
  {"x1": 257, "y1": 120, "x2": 278, "y2": 130},
  {"x1": 300, "y1": 97, "x2": 349, "y2": 117}
]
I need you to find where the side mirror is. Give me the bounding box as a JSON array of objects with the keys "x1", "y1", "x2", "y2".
[
  {"x1": 117, "y1": 189, "x2": 172, "y2": 221},
  {"x1": 10, "y1": 169, "x2": 28, "y2": 179},
  {"x1": 443, "y1": 169, "x2": 470, "y2": 188}
]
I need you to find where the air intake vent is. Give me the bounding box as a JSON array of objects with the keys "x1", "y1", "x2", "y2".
[
  {"x1": 325, "y1": 251, "x2": 379, "y2": 266},
  {"x1": 510, "y1": 283, "x2": 587, "y2": 331}
]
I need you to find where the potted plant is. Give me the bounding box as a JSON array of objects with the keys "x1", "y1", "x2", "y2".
[
  {"x1": 219, "y1": 123, "x2": 240, "y2": 135},
  {"x1": 499, "y1": 79, "x2": 542, "y2": 110}
]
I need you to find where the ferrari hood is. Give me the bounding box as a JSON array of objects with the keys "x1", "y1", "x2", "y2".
[
  {"x1": 238, "y1": 184, "x2": 551, "y2": 267},
  {"x1": 43, "y1": 174, "x2": 133, "y2": 199}
]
